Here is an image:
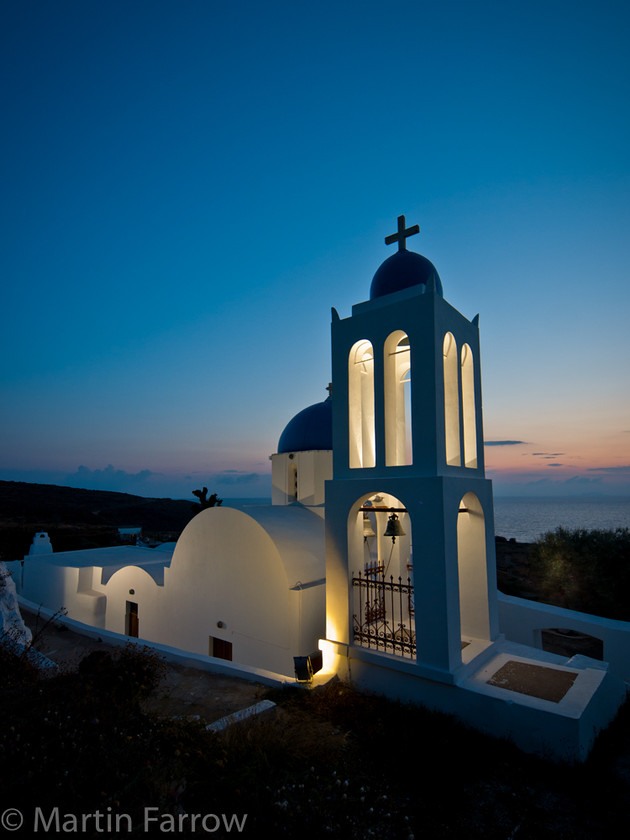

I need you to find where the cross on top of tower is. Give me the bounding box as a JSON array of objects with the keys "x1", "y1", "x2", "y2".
[{"x1": 384, "y1": 215, "x2": 420, "y2": 252}]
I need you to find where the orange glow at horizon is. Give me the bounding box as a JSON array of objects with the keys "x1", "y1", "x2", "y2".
[{"x1": 484, "y1": 430, "x2": 630, "y2": 490}]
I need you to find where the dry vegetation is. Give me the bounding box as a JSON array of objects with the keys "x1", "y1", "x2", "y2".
[{"x1": 1, "y1": 640, "x2": 630, "y2": 839}]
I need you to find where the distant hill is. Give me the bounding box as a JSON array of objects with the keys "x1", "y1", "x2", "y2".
[{"x1": 0, "y1": 480, "x2": 198, "y2": 560}]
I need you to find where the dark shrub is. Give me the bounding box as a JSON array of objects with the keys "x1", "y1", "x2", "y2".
[{"x1": 530, "y1": 527, "x2": 630, "y2": 620}]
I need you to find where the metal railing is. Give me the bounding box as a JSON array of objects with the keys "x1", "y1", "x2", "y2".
[{"x1": 352, "y1": 570, "x2": 416, "y2": 658}]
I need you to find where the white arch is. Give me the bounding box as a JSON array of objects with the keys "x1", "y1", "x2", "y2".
[
  {"x1": 385, "y1": 330, "x2": 412, "y2": 466},
  {"x1": 348, "y1": 339, "x2": 375, "y2": 468},
  {"x1": 461, "y1": 344, "x2": 477, "y2": 468},
  {"x1": 443, "y1": 332, "x2": 461, "y2": 466},
  {"x1": 457, "y1": 492, "x2": 490, "y2": 640},
  {"x1": 348, "y1": 492, "x2": 414, "y2": 658}
]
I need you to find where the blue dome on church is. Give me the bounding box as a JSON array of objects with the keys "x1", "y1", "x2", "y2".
[
  {"x1": 370, "y1": 250, "x2": 443, "y2": 300},
  {"x1": 277, "y1": 397, "x2": 332, "y2": 453}
]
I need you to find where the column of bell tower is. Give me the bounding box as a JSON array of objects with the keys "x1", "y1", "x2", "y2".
[{"x1": 324, "y1": 217, "x2": 499, "y2": 681}]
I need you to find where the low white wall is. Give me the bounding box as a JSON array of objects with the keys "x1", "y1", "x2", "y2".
[
  {"x1": 498, "y1": 593, "x2": 630, "y2": 683},
  {"x1": 326, "y1": 640, "x2": 627, "y2": 763},
  {"x1": 17, "y1": 596, "x2": 293, "y2": 687}
]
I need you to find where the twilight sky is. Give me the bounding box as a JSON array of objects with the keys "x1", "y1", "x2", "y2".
[{"x1": 1, "y1": 0, "x2": 629, "y2": 499}]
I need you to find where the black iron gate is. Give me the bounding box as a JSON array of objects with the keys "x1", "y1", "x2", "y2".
[{"x1": 352, "y1": 570, "x2": 415, "y2": 658}]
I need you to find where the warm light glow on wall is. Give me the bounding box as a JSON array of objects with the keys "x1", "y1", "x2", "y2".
[{"x1": 318, "y1": 638, "x2": 338, "y2": 672}]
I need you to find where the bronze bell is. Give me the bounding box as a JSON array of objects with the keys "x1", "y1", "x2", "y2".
[
  {"x1": 383, "y1": 512, "x2": 406, "y2": 543},
  {"x1": 362, "y1": 512, "x2": 376, "y2": 539}
]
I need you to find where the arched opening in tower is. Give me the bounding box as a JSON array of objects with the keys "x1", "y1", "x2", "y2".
[{"x1": 349, "y1": 492, "x2": 415, "y2": 658}]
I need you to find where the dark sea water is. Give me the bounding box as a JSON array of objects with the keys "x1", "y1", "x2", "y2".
[
  {"x1": 225, "y1": 496, "x2": 630, "y2": 545},
  {"x1": 493, "y1": 496, "x2": 630, "y2": 543}
]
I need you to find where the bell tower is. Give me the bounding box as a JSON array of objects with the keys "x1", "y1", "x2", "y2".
[{"x1": 323, "y1": 216, "x2": 499, "y2": 684}]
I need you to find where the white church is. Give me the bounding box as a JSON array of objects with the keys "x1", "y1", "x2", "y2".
[{"x1": 10, "y1": 217, "x2": 630, "y2": 762}]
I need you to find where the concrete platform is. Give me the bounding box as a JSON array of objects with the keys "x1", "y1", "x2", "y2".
[{"x1": 322, "y1": 637, "x2": 628, "y2": 762}]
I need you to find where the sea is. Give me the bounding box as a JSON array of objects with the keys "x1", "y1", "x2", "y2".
[
  {"x1": 492, "y1": 496, "x2": 630, "y2": 543},
  {"x1": 225, "y1": 496, "x2": 630, "y2": 544}
]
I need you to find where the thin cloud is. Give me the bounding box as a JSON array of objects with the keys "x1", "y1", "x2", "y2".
[
  {"x1": 587, "y1": 465, "x2": 630, "y2": 474},
  {"x1": 0, "y1": 466, "x2": 272, "y2": 500},
  {"x1": 525, "y1": 475, "x2": 604, "y2": 488},
  {"x1": 65, "y1": 465, "x2": 156, "y2": 489},
  {"x1": 484, "y1": 440, "x2": 525, "y2": 446},
  {"x1": 214, "y1": 471, "x2": 266, "y2": 485},
  {"x1": 531, "y1": 452, "x2": 564, "y2": 458}
]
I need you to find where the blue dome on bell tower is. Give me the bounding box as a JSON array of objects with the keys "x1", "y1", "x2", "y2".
[
  {"x1": 369, "y1": 214, "x2": 442, "y2": 300},
  {"x1": 370, "y1": 249, "x2": 443, "y2": 299}
]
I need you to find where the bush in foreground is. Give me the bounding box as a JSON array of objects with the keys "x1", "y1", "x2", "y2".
[
  {"x1": 2, "y1": 633, "x2": 630, "y2": 837},
  {"x1": 530, "y1": 527, "x2": 630, "y2": 620}
]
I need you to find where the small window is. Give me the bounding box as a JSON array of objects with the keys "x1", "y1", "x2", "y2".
[
  {"x1": 541, "y1": 629, "x2": 603, "y2": 660},
  {"x1": 210, "y1": 637, "x2": 233, "y2": 661},
  {"x1": 288, "y1": 461, "x2": 298, "y2": 500}
]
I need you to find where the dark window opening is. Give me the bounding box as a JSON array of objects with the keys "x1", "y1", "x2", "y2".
[
  {"x1": 125, "y1": 601, "x2": 139, "y2": 638},
  {"x1": 210, "y1": 637, "x2": 233, "y2": 661},
  {"x1": 541, "y1": 628, "x2": 603, "y2": 660}
]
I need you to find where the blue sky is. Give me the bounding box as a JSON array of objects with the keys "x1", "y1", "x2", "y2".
[{"x1": 1, "y1": 0, "x2": 629, "y2": 499}]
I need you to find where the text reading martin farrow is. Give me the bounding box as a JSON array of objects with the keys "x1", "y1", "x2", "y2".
[{"x1": 0, "y1": 807, "x2": 248, "y2": 833}]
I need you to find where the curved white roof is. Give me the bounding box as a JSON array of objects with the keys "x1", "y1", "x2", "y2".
[
  {"x1": 177, "y1": 503, "x2": 325, "y2": 587},
  {"x1": 234, "y1": 504, "x2": 325, "y2": 586}
]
